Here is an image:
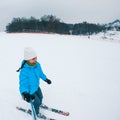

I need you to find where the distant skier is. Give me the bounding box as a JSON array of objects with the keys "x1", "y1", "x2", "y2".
[{"x1": 17, "y1": 47, "x2": 52, "y2": 117}]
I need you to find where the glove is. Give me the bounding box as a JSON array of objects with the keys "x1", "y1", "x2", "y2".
[
  {"x1": 22, "y1": 92, "x2": 35, "y2": 102},
  {"x1": 45, "y1": 78, "x2": 52, "y2": 84}
]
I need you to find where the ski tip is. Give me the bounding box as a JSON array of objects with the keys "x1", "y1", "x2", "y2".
[
  {"x1": 62, "y1": 112, "x2": 70, "y2": 116},
  {"x1": 16, "y1": 106, "x2": 20, "y2": 110},
  {"x1": 67, "y1": 112, "x2": 70, "y2": 116}
]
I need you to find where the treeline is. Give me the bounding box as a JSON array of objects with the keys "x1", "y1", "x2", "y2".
[{"x1": 6, "y1": 15, "x2": 105, "y2": 35}]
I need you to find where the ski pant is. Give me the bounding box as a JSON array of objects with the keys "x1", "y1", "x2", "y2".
[{"x1": 33, "y1": 87, "x2": 43, "y2": 114}]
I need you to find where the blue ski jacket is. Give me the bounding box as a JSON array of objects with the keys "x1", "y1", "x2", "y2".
[{"x1": 19, "y1": 61, "x2": 47, "y2": 95}]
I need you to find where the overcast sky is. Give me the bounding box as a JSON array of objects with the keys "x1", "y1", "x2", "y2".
[{"x1": 0, "y1": 0, "x2": 120, "y2": 31}]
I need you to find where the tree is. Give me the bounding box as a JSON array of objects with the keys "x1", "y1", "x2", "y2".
[{"x1": 6, "y1": 15, "x2": 106, "y2": 34}]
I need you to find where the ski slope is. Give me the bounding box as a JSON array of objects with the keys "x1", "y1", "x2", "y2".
[{"x1": 0, "y1": 32, "x2": 120, "y2": 120}]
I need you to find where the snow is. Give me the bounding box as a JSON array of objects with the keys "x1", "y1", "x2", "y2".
[
  {"x1": 0, "y1": 32, "x2": 120, "y2": 120},
  {"x1": 91, "y1": 30, "x2": 120, "y2": 41}
]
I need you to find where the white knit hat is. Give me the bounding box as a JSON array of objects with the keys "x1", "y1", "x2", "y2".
[{"x1": 24, "y1": 47, "x2": 37, "y2": 60}]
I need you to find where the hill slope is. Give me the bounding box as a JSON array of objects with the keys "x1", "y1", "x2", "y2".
[{"x1": 0, "y1": 33, "x2": 120, "y2": 120}]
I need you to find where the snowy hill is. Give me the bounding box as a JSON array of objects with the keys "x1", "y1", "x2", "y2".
[
  {"x1": 105, "y1": 20, "x2": 120, "y2": 31},
  {"x1": 91, "y1": 30, "x2": 120, "y2": 41},
  {"x1": 107, "y1": 19, "x2": 120, "y2": 27},
  {"x1": 0, "y1": 32, "x2": 120, "y2": 120}
]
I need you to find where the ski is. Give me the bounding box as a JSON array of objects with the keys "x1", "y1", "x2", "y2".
[
  {"x1": 16, "y1": 106, "x2": 56, "y2": 120},
  {"x1": 40, "y1": 104, "x2": 69, "y2": 116}
]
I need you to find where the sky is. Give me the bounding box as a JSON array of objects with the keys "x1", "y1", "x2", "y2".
[{"x1": 0, "y1": 0, "x2": 120, "y2": 31}]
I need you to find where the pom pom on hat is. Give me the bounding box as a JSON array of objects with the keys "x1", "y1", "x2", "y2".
[{"x1": 24, "y1": 47, "x2": 37, "y2": 60}]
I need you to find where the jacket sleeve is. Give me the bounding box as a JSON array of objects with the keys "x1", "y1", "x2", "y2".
[
  {"x1": 19, "y1": 69, "x2": 29, "y2": 94},
  {"x1": 38, "y1": 63, "x2": 47, "y2": 81}
]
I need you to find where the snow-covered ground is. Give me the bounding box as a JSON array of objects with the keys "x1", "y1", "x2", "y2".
[
  {"x1": 0, "y1": 32, "x2": 120, "y2": 120},
  {"x1": 91, "y1": 30, "x2": 120, "y2": 41}
]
